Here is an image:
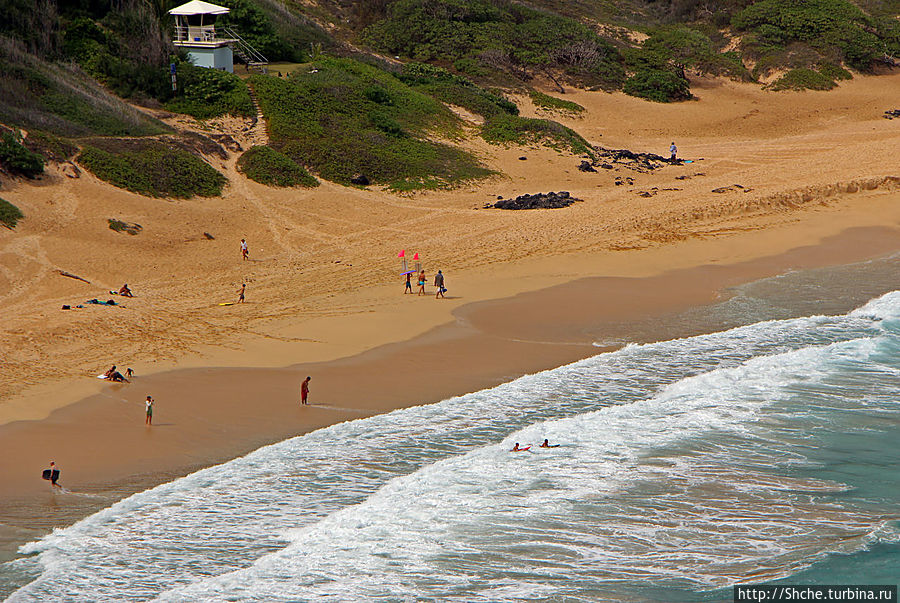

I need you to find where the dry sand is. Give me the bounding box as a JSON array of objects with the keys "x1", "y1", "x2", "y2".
[{"x1": 1, "y1": 73, "x2": 899, "y2": 555}]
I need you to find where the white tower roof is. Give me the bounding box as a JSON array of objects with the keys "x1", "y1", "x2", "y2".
[{"x1": 168, "y1": 0, "x2": 230, "y2": 16}]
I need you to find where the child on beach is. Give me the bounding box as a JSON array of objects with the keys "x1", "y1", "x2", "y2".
[
  {"x1": 240, "y1": 238, "x2": 249, "y2": 261},
  {"x1": 237, "y1": 283, "x2": 246, "y2": 303},
  {"x1": 145, "y1": 396, "x2": 153, "y2": 425}
]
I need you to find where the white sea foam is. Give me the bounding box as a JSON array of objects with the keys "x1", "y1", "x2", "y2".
[{"x1": 6, "y1": 291, "x2": 899, "y2": 602}]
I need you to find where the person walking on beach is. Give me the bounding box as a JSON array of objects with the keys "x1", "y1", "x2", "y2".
[
  {"x1": 300, "y1": 376, "x2": 311, "y2": 405},
  {"x1": 240, "y1": 238, "x2": 249, "y2": 261},
  {"x1": 417, "y1": 271, "x2": 426, "y2": 296},
  {"x1": 434, "y1": 270, "x2": 445, "y2": 299},
  {"x1": 404, "y1": 272, "x2": 412, "y2": 294},
  {"x1": 145, "y1": 395, "x2": 153, "y2": 425},
  {"x1": 237, "y1": 283, "x2": 246, "y2": 303},
  {"x1": 669, "y1": 141, "x2": 677, "y2": 162},
  {"x1": 45, "y1": 461, "x2": 62, "y2": 489},
  {"x1": 126, "y1": 367, "x2": 134, "y2": 379}
]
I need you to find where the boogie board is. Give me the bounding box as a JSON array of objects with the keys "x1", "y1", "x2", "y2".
[
  {"x1": 218, "y1": 302, "x2": 236, "y2": 306},
  {"x1": 42, "y1": 469, "x2": 51, "y2": 480},
  {"x1": 512, "y1": 446, "x2": 531, "y2": 452},
  {"x1": 97, "y1": 374, "x2": 108, "y2": 379}
]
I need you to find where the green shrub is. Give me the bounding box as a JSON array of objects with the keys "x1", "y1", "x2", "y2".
[
  {"x1": 363, "y1": 0, "x2": 625, "y2": 90},
  {"x1": 108, "y1": 218, "x2": 142, "y2": 235},
  {"x1": 165, "y1": 65, "x2": 254, "y2": 119},
  {"x1": 640, "y1": 25, "x2": 750, "y2": 80},
  {"x1": 78, "y1": 140, "x2": 225, "y2": 198},
  {"x1": 218, "y1": 0, "x2": 329, "y2": 62},
  {"x1": 480, "y1": 113, "x2": 594, "y2": 157},
  {"x1": 733, "y1": 0, "x2": 881, "y2": 70},
  {"x1": 0, "y1": 197, "x2": 24, "y2": 229},
  {"x1": 624, "y1": 67, "x2": 692, "y2": 102},
  {"x1": 399, "y1": 63, "x2": 518, "y2": 118},
  {"x1": 250, "y1": 57, "x2": 493, "y2": 189},
  {"x1": 529, "y1": 90, "x2": 584, "y2": 115},
  {"x1": 770, "y1": 68, "x2": 837, "y2": 90},
  {"x1": 237, "y1": 145, "x2": 318, "y2": 187},
  {"x1": 0, "y1": 130, "x2": 45, "y2": 178},
  {"x1": 818, "y1": 63, "x2": 852, "y2": 81}
]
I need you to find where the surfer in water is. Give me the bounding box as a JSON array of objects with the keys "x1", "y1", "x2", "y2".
[
  {"x1": 539, "y1": 439, "x2": 560, "y2": 448},
  {"x1": 511, "y1": 443, "x2": 530, "y2": 452}
]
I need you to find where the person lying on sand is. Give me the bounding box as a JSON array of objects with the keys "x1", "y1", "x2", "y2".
[
  {"x1": 539, "y1": 439, "x2": 560, "y2": 448},
  {"x1": 118, "y1": 283, "x2": 133, "y2": 297},
  {"x1": 103, "y1": 365, "x2": 130, "y2": 383}
]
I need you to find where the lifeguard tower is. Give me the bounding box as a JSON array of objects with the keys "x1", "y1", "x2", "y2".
[{"x1": 168, "y1": 0, "x2": 268, "y2": 73}]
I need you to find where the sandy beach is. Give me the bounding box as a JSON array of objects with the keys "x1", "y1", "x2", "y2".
[{"x1": 1, "y1": 74, "x2": 899, "y2": 563}]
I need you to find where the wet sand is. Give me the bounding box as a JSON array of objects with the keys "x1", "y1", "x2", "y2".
[{"x1": 1, "y1": 223, "x2": 897, "y2": 562}]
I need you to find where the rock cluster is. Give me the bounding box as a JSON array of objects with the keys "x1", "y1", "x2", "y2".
[
  {"x1": 583, "y1": 147, "x2": 677, "y2": 173},
  {"x1": 488, "y1": 191, "x2": 579, "y2": 210},
  {"x1": 884, "y1": 109, "x2": 900, "y2": 120}
]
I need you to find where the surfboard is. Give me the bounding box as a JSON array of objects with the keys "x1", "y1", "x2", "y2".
[
  {"x1": 97, "y1": 374, "x2": 108, "y2": 379},
  {"x1": 218, "y1": 302, "x2": 235, "y2": 306}
]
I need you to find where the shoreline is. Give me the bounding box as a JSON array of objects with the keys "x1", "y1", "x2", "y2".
[{"x1": 2, "y1": 223, "x2": 898, "y2": 564}]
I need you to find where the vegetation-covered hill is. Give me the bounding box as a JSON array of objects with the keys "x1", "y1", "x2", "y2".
[{"x1": 0, "y1": 0, "x2": 896, "y2": 195}]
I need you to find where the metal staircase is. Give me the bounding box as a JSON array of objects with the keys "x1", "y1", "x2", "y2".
[{"x1": 222, "y1": 27, "x2": 268, "y2": 72}]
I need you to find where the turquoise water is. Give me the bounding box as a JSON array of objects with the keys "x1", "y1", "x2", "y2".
[{"x1": 2, "y1": 256, "x2": 898, "y2": 602}]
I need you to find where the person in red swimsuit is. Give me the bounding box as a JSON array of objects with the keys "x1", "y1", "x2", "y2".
[{"x1": 300, "y1": 376, "x2": 311, "y2": 405}]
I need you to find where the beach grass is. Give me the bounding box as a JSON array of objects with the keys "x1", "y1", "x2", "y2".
[{"x1": 0, "y1": 197, "x2": 24, "y2": 229}]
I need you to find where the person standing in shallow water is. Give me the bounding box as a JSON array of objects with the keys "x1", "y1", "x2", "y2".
[
  {"x1": 145, "y1": 396, "x2": 153, "y2": 425},
  {"x1": 47, "y1": 461, "x2": 62, "y2": 489},
  {"x1": 300, "y1": 376, "x2": 311, "y2": 405}
]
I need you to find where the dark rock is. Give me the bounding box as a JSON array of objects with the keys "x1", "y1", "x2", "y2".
[
  {"x1": 203, "y1": 232, "x2": 215, "y2": 240},
  {"x1": 497, "y1": 195, "x2": 504, "y2": 200},
  {"x1": 488, "y1": 191, "x2": 581, "y2": 210},
  {"x1": 350, "y1": 174, "x2": 370, "y2": 185},
  {"x1": 518, "y1": 156, "x2": 527, "y2": 160},
  {"x1": 592, "y1": 146, "x2": 671, "y2": 173},
  {"x1": 884, "y1": 109, "x2": 900, "y2": 119},
  {"x1": 578, "y1": 160, "x2": 597, "y2": 172}
]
